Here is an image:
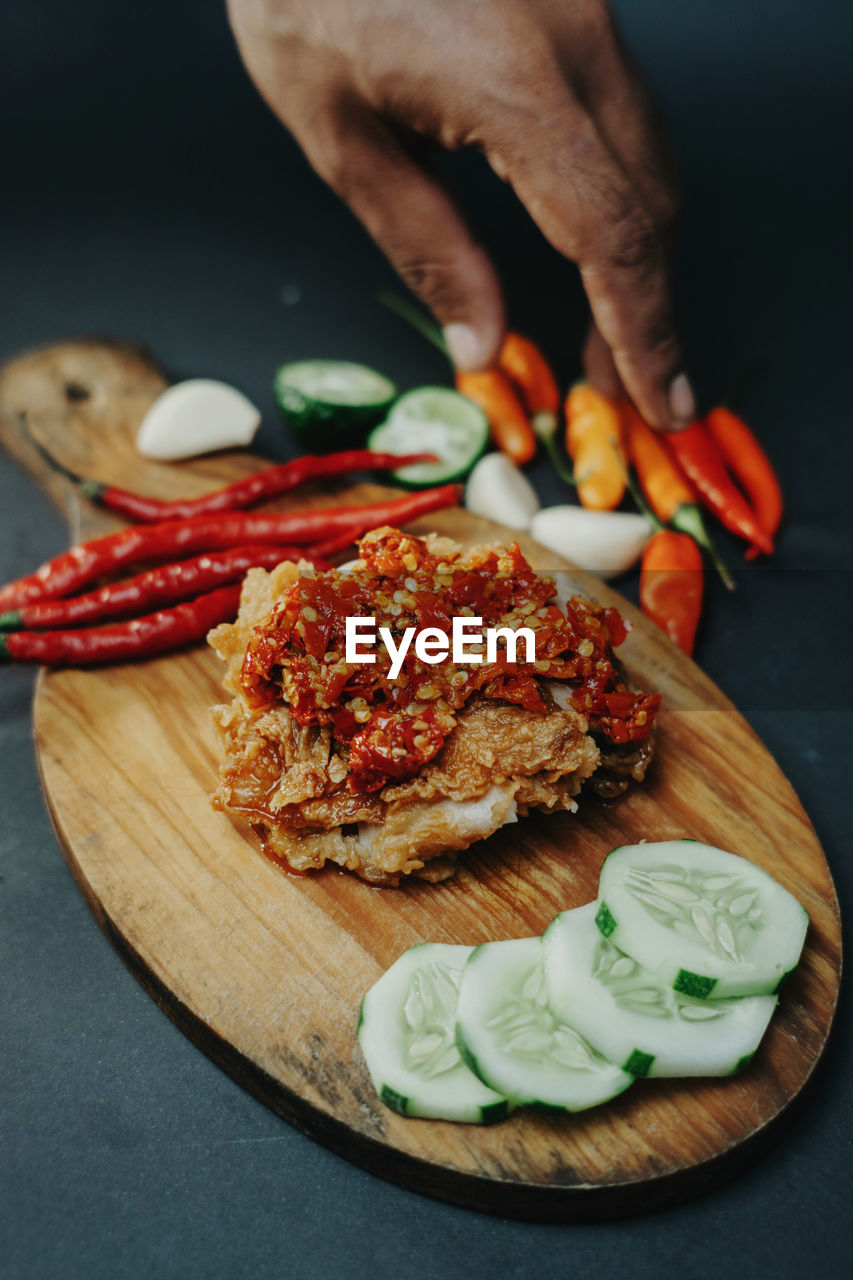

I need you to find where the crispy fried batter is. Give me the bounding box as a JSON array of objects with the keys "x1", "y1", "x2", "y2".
[{"x1": 208, "y1": 536, "x2": 651, "y2": 884}]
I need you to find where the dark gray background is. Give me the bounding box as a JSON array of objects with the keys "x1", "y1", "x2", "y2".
[{"x1": 2, "y1": 2, "x2": 852, "y2": 1276}]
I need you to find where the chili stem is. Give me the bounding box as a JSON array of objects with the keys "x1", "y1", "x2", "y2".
[
  {"x1": 378, "y1": 293, "x2": 449, "y2": 356},
  {"x1": 623, "y1": 452, "x2": 734, "y2": 591},
  {"x1": 536, "y1": 424, "x2": 576, "y2": 485},
  {"x1": 669, "y1": 504, "x2": 735, "y2": 591},
  {"x1": 622, "y1": 466, "x2": 663, "y2": 534}
]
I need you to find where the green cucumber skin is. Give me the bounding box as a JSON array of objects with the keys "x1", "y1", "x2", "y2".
[
  {"x1": 526, "y1": 1100, "x2": 572, "y2": 1117},
  {"x1": 623, "y1": 1049, "x2": 655, "y2": 1078},
  {"x1": 673, "y1": 970, "x2": 718, "y2": 1000},
  {"x1": 773, "y1": 968, "x2": 797, "y2": 994},
  {"x1": 455, "y1": 1024, "x2": 485, "y2": 1083},
  {"x1": 479, "y1": 1099, "x2": 512, "y2": 1126},
  {"x1": 454, "y1": 1023, "x2": 518, "y2": 1117},
  {"x1": 274, "y1": 387, "x2": 392, "y2": 446},
  {"x1": 380, "y1": 1084, "x2": 410, "y2": 1116},
  {"x1": 454, "y1": 977, "x2": 526, "y2": 1108},
  {"x1": 595, "y1": 902, "x2": 618, "y2": 938},
  {"x1": 273, "y1": 360, "x2": 397, "y2": 447}
]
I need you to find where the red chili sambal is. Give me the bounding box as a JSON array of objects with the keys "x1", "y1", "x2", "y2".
[{"x1": 240, "y1": 527, "x2": 660, "y2": 793}]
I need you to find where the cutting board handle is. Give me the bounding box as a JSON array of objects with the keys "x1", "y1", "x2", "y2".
[{"x1": 0, "y1": 338, "x2": 262, "y2": 543}]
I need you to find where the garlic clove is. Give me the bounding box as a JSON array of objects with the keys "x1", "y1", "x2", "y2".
[
  {"x1": 136, "y1": 379, "x2": 261, "y2": 461},
  {"x1": 465, "y1": 452, "x2": 541, "y2": 531},
  {"x1": 529, "y1": 506, "x2": 650, "y2": 578}
]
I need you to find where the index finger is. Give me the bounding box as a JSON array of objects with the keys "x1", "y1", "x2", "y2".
[{"x1": 485, "y1": 83, "x2": 694, "y2": 429}]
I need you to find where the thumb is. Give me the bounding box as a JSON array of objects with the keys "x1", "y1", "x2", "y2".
[{"x1": 297, "y1": 102, "x2": 505, "y2": 370}]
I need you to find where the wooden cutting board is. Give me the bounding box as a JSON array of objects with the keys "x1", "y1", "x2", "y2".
[{"x1": 0, "y1": 339, "x2": 841, "y2": 1221}]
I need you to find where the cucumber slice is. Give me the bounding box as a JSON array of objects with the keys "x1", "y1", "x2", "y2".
[
  {"x1": 597, "y1": 841, "x2": 810, "y2": 998},
  {"x1": 368, "y1": 387, "x2": 489, "y2": 486},
  {"x1": 543, "y1": 904, "x2": 778, "y2": 1078},
  {"x1": 273, "y1": 360, "x2": 396, "y2": 443},
  {"x1": 455, "y1": 937, "x2": 633, "y2": 1110},
  {"x1": 358, "y1": 943, "x2": 510, "y2": 1124}
]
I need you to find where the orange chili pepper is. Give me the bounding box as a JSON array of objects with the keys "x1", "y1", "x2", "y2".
[
  {"x1": 623, "y1": 404, "x2": 694, "y2": 521},
  {"x1": 564, "y1": 382, "x2": 626, "y2": 510},
  {"x1": 498, "y1": 333, "x2": 560, "y2": 436},
  {"x1": 455, "y1": 369, "x2": 537, "y2": 465},
  {"x1": 705, "y1": 407, "x2": 783, "y2": 558},
  {"x1": 640, "y1": 529, "x2": 704, "y2": 655},
  {"x1": 623, "y1": 404, "x2": 733, "y2": 588}
]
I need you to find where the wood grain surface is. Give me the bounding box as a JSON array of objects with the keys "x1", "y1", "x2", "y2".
[{"x1": 0, "y1": 339, "x2": 842, "y2": 1221}]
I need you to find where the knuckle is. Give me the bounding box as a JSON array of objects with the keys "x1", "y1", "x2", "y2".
[
  {"x1": 391, "y1": 239, "x2": 496, "y2": 326},
  {"x1": 300, "y1": 95, "x2": 371, "y2": 198},
  {"x1": 641, "y1": 323, "x2": 680, "y2": 365},
  {"x1": 614, "y1": 320, "x2": 679, "y2": 372},
  {"x1": 602, "y1": 208, "x2": 662, "y2": 275},
  {"x1": 476, "y1": 7, "x2": 567, "y2": 109},
  {"x1": 392, "y1": 249, "x2": 464, "y2": 310}
]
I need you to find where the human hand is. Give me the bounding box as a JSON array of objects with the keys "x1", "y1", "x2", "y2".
[{"x1": 227, "y1": 0, "x2": 693, "y2": 429}]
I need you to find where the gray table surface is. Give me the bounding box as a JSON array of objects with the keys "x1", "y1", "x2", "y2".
[{"x1": 2, "y1": 2, "x2": 852, "y2": 1276}]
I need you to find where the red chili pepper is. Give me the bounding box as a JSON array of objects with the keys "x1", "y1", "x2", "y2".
[
  {"x1": 667, "y1": 422, "x2": 774, "y2": 556},
  {"x1": 0, "y1": 585, "x2": 242, "y2": 667},
  {"x1": 587, "y1": 689, "x2": 662, "y2": 744},
  {"x1": 0, "y1": 485, "x2": 461, "y2": 612},
  {"x1": 640, "y1": 529, "x2": 704, "y2": 655},
  {"x1": 69, "y1": 450, "x2": 437, "y2": 523},
  {"x1": 704, "y1": 407, "x2": 783, "y2": 558},
  {"x1": 309, "y1": 527, "x2": 371, "y2": 559},
  {"x1": 0, "y1": 545, "x2": 323, "y2": 632}
]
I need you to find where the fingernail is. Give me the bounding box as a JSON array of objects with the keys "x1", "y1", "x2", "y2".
[
  {"x1": 443, "y1": 323, "x2": 486, "y2": 371},
  {"x1": 667, "y1": 372, "x2": 696, "y2": 429}
]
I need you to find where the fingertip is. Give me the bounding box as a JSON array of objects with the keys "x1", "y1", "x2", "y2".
[
  {"x1": 609, "y1": 348, "x2": 693, "y2": 432},
  {"x1": 443, "y1": 323, "x2": 490, "y2": 372},
  {"x1": 436, "y1": 245, "x2": 505, "y2": 370},
  {"x1": 666, "y1": 372, "x2": 697, "y2": 431}
]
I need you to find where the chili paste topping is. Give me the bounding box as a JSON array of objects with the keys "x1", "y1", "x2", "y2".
[{"x1": 240, "y1": 528, "x2": 660, "y2": 793}]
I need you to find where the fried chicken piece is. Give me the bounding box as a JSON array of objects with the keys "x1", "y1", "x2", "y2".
[{"x1": 208, "y1": 536, "x2": 651, "y2": 884}]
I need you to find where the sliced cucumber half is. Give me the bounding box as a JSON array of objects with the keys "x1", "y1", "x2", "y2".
[
  {"x1": 357, "y1": 943, "x2": 510, "y2": 1124},
  {"x1": 273, "y1": 359, "x2": 396, "y2": 443},
  {"x1": 455, "y1": 937, "x2": 633, "y2": 1110},
  {"x1": 543, "y1": 904, "x2": 778, "y2": 1078},
  {"x1": 368, "y1": 386, "x2": 489, "y2": 486},
  {"x1": 597, "y1": 841, "x2": 810, "y2": 998}
]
